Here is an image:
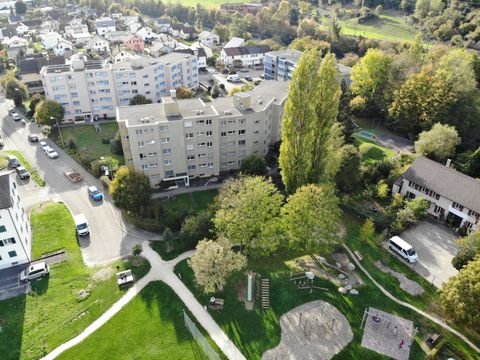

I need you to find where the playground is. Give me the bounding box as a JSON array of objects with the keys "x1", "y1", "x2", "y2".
[
  {"x1": 262, "y1": 300, "x2": 353, "y2": 360},
  {"x1": 361, "y1": 307, "x2": 415, "y2": 360}
]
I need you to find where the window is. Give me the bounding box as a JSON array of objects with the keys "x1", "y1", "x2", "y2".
[
  {"x1": 206, "y1": 119, "x2": 212, "y2": 125},
  {"x1": 165, "y1": 170, "x2": 174, "y2": 177},
  {"x1": 207, "y1": 142, "x2": 213, "y2": 148},
  {"x1": 239, "y1": 129, "x2": 246, "y2": 135},
  {"x1": 198, "y1": 153, "x2": 206, "y2": 158},
  {"x1": 8, "y1": 250, "x2": 17, "y2": 258},
  {"x1": 186, "y1": 144, "x2": 195, "y2": 151},
  {"x1": 208, "y1": 163, "x2": 214, "y2": 168},
  {"x1": 185, "y1": 133, "x2": 194, "y2": 139},
  {"x1": 197, "y1": 132, "x2": 205, "y2": 136},
  {"x1": 184, "y1": 121, "x2": 193, "y2": 128},
  {"x1": 196, "y1": 119, "x2": 205, "y2": 125},
  {"x1": 159, "y1": 125, "x2": 168, "y2": 132},
  {"x1": 238, "y1": 140, "x2": 246, "y2": 146},
  {"x1": 453, "y1": 202, "x2": 464, "y2": 211},
  {"x1": 198, "y1": 142, "x2": 206, "y2": 148},
  {"x1": 136, "y1": 129, "x2": 143, "y2": 135},
  {"x1": 187, "y1": 155, "x2": 195, "y2": 160},
  {"x1": 228, "y1": 130, "x2": 235, "y2": 135},
  {"x1": 163, "y1": 148, "x2": 172, "y2": 155},
  {"x1": 227, "y1": 161, "x2": 235, "y2": 166},
  {"x1": 188, "y1": 165, "x2": 196, "y2": 170},
  {"x1": 0, "y1": 225, "x2": 6, "y2": 233},
  {"x1": 161, "y1": 137, "x2": 170, "y2": 144},
  {"x1": 221, "y1": 132, "x2": 227, "y2": 137},
  {"x1": 206, "y1": 131, "x2": 212, "y2": 137},
  {"x1": 164, "y1": 160, "x2": 172, "y2": 166},
  {"x1": 199, "y1": 163, "x2": 207, "y2": 168},
  {"x1": 138, "y1": 141, "x2": 144, "y2": 147}
]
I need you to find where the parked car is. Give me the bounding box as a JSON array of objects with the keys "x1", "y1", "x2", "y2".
[
  {"x1": 226, "y1": 74, "x2": 241, "y2": 83},
  {"x1": 88, "y1": 186, "x2": 103, "y2": 201},
  {"x1": 20, "y1": 262, "x2": 50, "y2": 282},
  {"x1": 7, "y1": 155, "x2": 20, "y2": 168},
  {"x1": 388, "y1": 236, "x2": 418, "y2": 263},
  {"x1": 74, "y1": 213, "x2": 90, "y2": 236},
  {"x1": 11, "y1": 112, "x2": 21, "y2": 121},
  {"x1": 44, "y1": 146, "x2": 59, "y2": 159},
  {"x1": 39, "y1": 140, "x2": 48, "y2": 150},
  {"x1": 28, "y1": 135, "x2": 39, "y2": 142},
  {"x1": 244, "y1": 76, "x2": 253, "y2": 81},
  {"x1": 240, "y1": 68, "x2": 249, "y2": 73},
  {"x1": 16, "y1": 166, "x2": 30, "y2": 180},
  {"x1": 8, "y1": 104, "x2": 15, "y2": 113}
]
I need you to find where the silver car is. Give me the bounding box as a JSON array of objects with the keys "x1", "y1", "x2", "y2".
[
  {"x1": 44, "y1": 146, "x2": 59, "y2": 159},
  {"x1": 20, "y1": 262, "x2": 50, "y2": 282}
]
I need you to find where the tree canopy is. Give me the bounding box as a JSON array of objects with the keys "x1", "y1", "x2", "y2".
[
  {"x1": 415, "y1": 123, "x2": 461, "y2": 162},
  {"x1": 175, "y1": 86, "x2": 193, "y2": 99},
  {"x1": 188, "y1": 239, "x2": 247, "y2": 294},
  {"x1": 452, "y1": 230, "x2": 480, "y2": 270},
  {"x1": 35, "y1": 100, "x2": 65, "y2": 126},
  {"x1": 213, "y1": 176, "x2": 283, "y2": 256},
  {"x1": 109, "y1": 166, "x2": 152, "y2": 213},
  {"x1": 129, "y1": 94, "x2": 152, "y2": 105},
  {"x1": 240, "y1": 154, "x2": 267, "y2": 176}
]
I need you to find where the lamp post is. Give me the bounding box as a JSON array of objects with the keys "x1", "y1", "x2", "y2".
[{"x1": 51, "y1": 116, "x2": 65, "y2": 148}]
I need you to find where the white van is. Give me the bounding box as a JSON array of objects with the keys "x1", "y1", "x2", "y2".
[
  {"x1": 226, "y1": 74, "x2": 241, "y2": 83},
  {"x1": 20, "y1": 262, "x2": 50, "y2": 282},
  {"x1": 74, "y1": 213, "x2": 90, "y2": 236},
  {"x1": 388, "y1": 236, "x2": 418, "y2": 263}
]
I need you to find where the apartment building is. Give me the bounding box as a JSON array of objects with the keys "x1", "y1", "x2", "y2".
[
  {"x1": 393, "y1": 156, "x2": 480, "y2": 232},
  {"x1": 264, "y1": 49, "x2": 302, "y2": 80},
  {"x1": 41, "y1": 52, "x2": 199, "y2": 121},
  {"x1": 0, "y1": 172, "x2": 31, "y2": 270},
  {"x1": 220, "y1": 45, "x2": 270, "y2": 67},
  {"x1": 117, "y1": 81, "x2": 289, "y2": 187}
]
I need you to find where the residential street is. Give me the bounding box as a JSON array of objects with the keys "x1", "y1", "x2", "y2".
[{"x1": 0, "y1": 96, "x2": 157, "y2": 266}]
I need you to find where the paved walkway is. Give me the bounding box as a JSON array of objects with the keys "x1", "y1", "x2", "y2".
[
  {"x1": 42, "y1": 242, "x2": 246, "y2": 360},
  {"x1": 343, "y1": 245, "x2": 480, "y2": 354},
  {"x1": 152, "y1": 182, "x2": 223, "y2": 199}
]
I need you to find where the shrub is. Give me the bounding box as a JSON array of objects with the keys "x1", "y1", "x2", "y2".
[
  {"x1": 102, "y1": 137, "x2": 111, "y2": 145},
  {"x1": 67, "y1": 138, "x2": 77, "y2": 151},
  {"x1": 132, "y1": 244, "x2": 142, "y2": 256},
  {"x1": 90, "y1": 157, "x2": 119, "y2": 178}
]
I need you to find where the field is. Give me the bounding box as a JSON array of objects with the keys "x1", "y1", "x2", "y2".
[
  {"x1": 57, "y1": 281, "x2": 225, "y2": 360},
  {"x1": 0, "y1": 203, "x2": 148, "y2": 360},
  {"x1": 173, "y1": 217, "x2": 479, "y2": 360},
  {"x1": 354, "y1": 136, "x2": 396, "y2": 163},
  {"x1": 58, "y1": 122, "x2": 124, "y2": 164}
]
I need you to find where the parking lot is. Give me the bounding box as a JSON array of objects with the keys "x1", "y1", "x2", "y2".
[{"x1": 400, "y1": 220, "x2": 459, "y2": 288}]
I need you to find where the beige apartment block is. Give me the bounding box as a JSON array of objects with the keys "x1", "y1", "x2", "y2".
[
  {"x1": 41, "y1": 53, "x2": 199, "y2": 122},
  {"x1": 117, "y1": 81, "x2": 289, "y2": 187}
]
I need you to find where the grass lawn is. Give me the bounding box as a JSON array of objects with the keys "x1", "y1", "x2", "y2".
[
  {"x1": 0, "y1": 202, "x2": 148, "y2": 360},
  {"x1": 57, "y1": 281, "x2": 226, "y2": 360},
  {"x1": 174, "y1": 238, "x2": 478, "y2": 359},
  {"x1": 0, "y1": 151, "x2": 8, "y2": 169},
  {"x1": 1, "y1": 150, "x2": 46, "y2": 187},
  {"x1": 354, "y1": 136, "x2": 396, "y2": 163},
  {"x1": 338, "y1": 11, "x2": 416, "y2": 43},
  {"x1": 58, "y1": 122, "x2": 124, "y2": 164}
]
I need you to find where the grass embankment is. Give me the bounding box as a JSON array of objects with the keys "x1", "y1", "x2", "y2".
[
  {"x1": 0, "y1": 202, "x2": 149, "y2": 360},
  {"x1": 1, "y1": 150, "x2": 46, "y2": 186},
  {"x1": 354, "y1": 136, "x2": 396, "y2": 163},
  {"x1": 174, "y1": 231, "x2": 479, "y2": 360},
  {"x1": 57, "y1": 281, "x2": 226, "y2": 360},
  {"x1": 59, "y1": 123, "x2": 124, "y2": 164}
]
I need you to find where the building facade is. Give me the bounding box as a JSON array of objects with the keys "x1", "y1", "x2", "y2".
[
  {"x1": 41, "y1": 53, "x2": 199, "y2": 122},
  {"x1": 0, "y1": 172, "x2": 31, "y2": 270},
  {"x1": 264, "y1": 49, "x2": 302, "y2": 81},
  {"x1": 220, "y1": 45, "x2": 270, "y2": 67},
  {"x1": 393, "y1": 156, "x2": 480, "y2": 232},
  {"x1": 117, "y1": 81, "x2": 289, "y2": 187}
]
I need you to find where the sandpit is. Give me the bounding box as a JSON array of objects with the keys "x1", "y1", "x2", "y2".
[{"x1": 262, "y1": 300, "x2": 353, "y2": 360}]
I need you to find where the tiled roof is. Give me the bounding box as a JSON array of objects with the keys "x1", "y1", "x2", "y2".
[
  {"x1": 401, "y1": 156, "x2": 480, "y2": 213},
  {"x1": 223, "y1": 45, "x2": 270, "y2": 57}
]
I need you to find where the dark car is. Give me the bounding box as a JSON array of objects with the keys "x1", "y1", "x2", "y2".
[
  {"x1": 244, "y1": 76, "x2": 253, "y2": 81},
  {"x1": 16, "y1": 166, "x2": 30, "y2": 180},
  {"x1": 28, "y1": 135, "x2": 39, "y2": 142},
  {"x1": 7, "y1": 155, "x2": 20, "y2": 168}
]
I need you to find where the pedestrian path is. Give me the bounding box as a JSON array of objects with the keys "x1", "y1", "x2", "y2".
[{"x1": 42, "y1": 243, "x2": 246, "y2": 360}]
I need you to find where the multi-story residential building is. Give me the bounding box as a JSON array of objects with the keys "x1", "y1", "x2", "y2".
[
  {"x1": 41, "y1": 52, "x2": 199, "y2": 122},
  {"x1": 0, "y1": 172, "x2": 31, "y2": 270},
  {"x1": 124, "y1": 34, "x2": 144, "y2": 53},
  {"x1": 393, "y1": 156, "x2": 480, "y2": 232},
  {"x1": 95, "y1": 17, "x2": 116, "y2": 36},
  {"x1": 53, "y1": 38, "x2": 73, "y2": 57},
  {"x1": 39, "y1": 31, "x2": 62, "y2": 49},
  {"x1": 198, "y1": 31, "x2": 219, "y2": 48},
  {"x1": 220, "y1": 45, "x2": 270, "y2": 67},
  {"x1": 117, "y1": 81, "x2": 289, "y2": 187},
  {"x1": 264, "y1": 49, "x2": 302, "y2": 80},
  {"x1": 86, "y1": 35, "x2": 110, "y2": 53}
]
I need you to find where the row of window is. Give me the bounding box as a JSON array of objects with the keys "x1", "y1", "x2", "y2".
[
  {"x1": 0, "y1": 250, "x2": 17, "y2": 260},
  {"x1": 0, "y1": 237, "x2": 16, "y2": 247},
  {"x1": 407, "y1": 181, "x2": 441, "y2": 201}
]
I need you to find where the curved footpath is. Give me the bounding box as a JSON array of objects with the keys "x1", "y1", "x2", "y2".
[
  {"x1": 343, "y1": 244, "x2": 480, "y2": 354},
  {"x1": 42, "y1": 243, "x2": 246, "y2": 360}
]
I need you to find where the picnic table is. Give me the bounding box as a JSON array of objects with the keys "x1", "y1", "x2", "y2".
[
  {"x1": 116, "y1": 269, "x2": 134, "y2": 286},
  {"x1": 208, "y1": 297, "x2": 224, "y2": 310}
]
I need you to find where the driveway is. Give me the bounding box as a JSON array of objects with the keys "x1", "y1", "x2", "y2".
[
  {"x1": 0, "y1": 97, "x2": 158, "y2": 267},
  {"x1": 400, "y1": 220, "x2": 458, "y2": 288}
]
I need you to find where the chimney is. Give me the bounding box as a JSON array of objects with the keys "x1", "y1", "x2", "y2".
[
  {"x1": 170, "y1": 89, "x2": 176, "y2": 99},
  {"x1": 446, "y1": 159, "x2": 452, "y2": 168}
]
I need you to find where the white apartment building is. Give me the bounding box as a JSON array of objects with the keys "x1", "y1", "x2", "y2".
[
  {"x1": 95, "y1": 17, "x2": 116, "y2": 36},
  {"x1": 0, "y1": 172, "x2": 31, "y2": 270},
  {"x1": 41, "y1": 53, "x2": 199, "y2": 122},
  {"x1": 220, "y1": 45, "x2": 270, "y2": 67},
  {"x1": 117, "y1": 81, "x2": 289, "y2": 187},
  {"x1": 393, "y1": 156, "x2": 480, "y2": 232}
]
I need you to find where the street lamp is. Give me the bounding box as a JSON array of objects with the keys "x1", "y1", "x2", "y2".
[{"x1": 51, "y1": 116, "x2": 65, "y2": 148}]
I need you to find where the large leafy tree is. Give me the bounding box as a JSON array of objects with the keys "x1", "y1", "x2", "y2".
[
  {"x1": 279, "y1": 50, "x2": 343, "y2": 193},
  {"x1": 110, "y1": 166, "x2": 152, "y2": 212},
  {"x1": 452, "y1": 230, "x2": 480, "y2": 270},
  {"x1": 35, "y1": 100, "x2": 65, "y2": 125},
  {"x1": 350, "y1": 48, "x2": 393, "y2": 118},
  {"x1": 14, "y1": 0, "x2": 27, "y2": 14},
  {"x1": 440, "y1": 256, "x2": 480, "y2": 328},
  {"x1": 415, "y1": 123, "x2": 461, "y2": 162},
  {"x1": 281, "y1": 184, "x2": 341, "y2": 253},
  {"x1": 240, "y1": 154, "x2": 267, "y2": 176},
  {"x1": 337, "y1": 79, "x2": 354, "y2": 142},
  {"x1": 335, "y1": 144, "x2": 362, "y2": 193},
  {"x1": 3, "y1": 76, "x2": 27, "y2": 107},
  {"x1": 129, "y1": 94, "x2": 152, "y2": 105},
  {"x1": 213, "y1": 176, "x2": 283, "y2": 256},
  {"x1": 188, "y1": 239, "x2": 247, "y2": 294}
]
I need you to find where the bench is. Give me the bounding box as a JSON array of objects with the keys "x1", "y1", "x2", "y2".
[
  {"x1": 354, "y1": 250, "x2": 363, "y2": 261},
  {"x1": 426, "y1": 334, "x2": 441, "y2": 348}
]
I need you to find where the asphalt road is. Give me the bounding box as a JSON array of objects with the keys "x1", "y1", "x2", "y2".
[{"x1": 0, "y1": 96, "x2": 157, "y2": 267}]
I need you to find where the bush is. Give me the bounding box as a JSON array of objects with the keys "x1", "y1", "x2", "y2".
[
  {"x1": 102, "y1": 137, "x2": 111, "y2": 145},
  {"x1": 110, "y1": 134, "x2": 123, "y2": 155},
  {"x1": 132, "y1": 244, "x2": 142, "y2": 256},
  {"x1": 90, "y1": 157, "x2": 119, "y2": 178},
  {"x1": 67, "y1": 138, "x2": 77, "y2": 151}
]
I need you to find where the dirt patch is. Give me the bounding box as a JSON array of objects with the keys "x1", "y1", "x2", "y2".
[
  {"x1": 374, "y1": 261, "x2": 424, "y2": 296},
  {"x1": 92, "y1": 266, "x2": 115, "y2": 282}
]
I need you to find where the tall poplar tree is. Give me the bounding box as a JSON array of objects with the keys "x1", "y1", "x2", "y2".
[{"x1": 279, "y1": 50, "x2": 343, "y2": 193}]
